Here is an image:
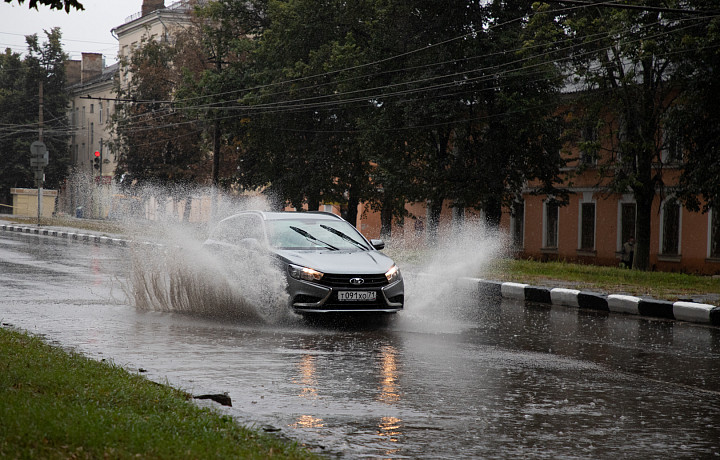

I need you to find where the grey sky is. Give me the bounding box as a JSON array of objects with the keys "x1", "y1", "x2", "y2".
[{"x1": 1, "y1": 1, "x2": 144, "y2": 64}]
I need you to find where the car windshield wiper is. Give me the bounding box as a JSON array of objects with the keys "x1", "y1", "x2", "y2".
[
  {"x1": 320, "y1": 224, "x2": 368, "y2": 250},
  {"x1": 289, "y1": 226, "x2": 339, "y2": 250}
]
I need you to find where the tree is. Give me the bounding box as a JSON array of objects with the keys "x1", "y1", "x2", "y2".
[
  {"x1": 0, "y1": 29, "x2": 70, "y2": 207},
  {"x1": 187, "y1": 0, "x2": 568, "y2": 234},
  {"x1": 529, "y1": 1, "x2": 700, "y2": 270},
  {"x1": 173, "y1": 0, "x2": 268, "y2": 191},
  {"x1": 110, "y1": 38, "x2": 206, "y2": 188},
  {"x1": 449, "y1": 0, "x2": 568, "y2": 227},
  {"x1": 360, "y1": 0, "x2": 567, "y2": 235},
  {"x1": 4, "y1": 0, "x2": 83, "y2": 12},
  {"x1": 240, "y1": 0, "x2": 376, "y2": 219},
  {"x1": 671, "y1": 7, "x2": 720, "y2": 214}
]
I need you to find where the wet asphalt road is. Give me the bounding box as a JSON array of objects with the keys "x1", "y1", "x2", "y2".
[{"x1": 1, "y1": 230, "x2": 720, "y2": 459}]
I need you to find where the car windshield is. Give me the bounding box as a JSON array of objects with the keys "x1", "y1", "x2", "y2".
[{"x1": 267, "y1": 218, "x2": 372, "y2": 251}]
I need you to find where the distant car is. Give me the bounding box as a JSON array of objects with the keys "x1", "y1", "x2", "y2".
[{"x1": 203, "y1": 211, "x2": 404, "y2": 314}]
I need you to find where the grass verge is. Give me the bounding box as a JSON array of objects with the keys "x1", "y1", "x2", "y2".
[
  {"x1": 485, "y1": 258, "x2": 720, "y2": 304},
  {"x1": 0, "y1": 327, "x2": 318, "y2": 459}
]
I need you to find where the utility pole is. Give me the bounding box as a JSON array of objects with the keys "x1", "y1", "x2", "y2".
[
  {"x1": 37, "y1": 81, "x2": 44, "y2": 225},
  {"x1": 31, "y1": 82, "x2": 49, "y2": 226}
]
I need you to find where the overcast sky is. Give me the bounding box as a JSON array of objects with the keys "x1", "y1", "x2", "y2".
[{"x1": 1, "y1": 0, "x2": 145, "y2": 64}]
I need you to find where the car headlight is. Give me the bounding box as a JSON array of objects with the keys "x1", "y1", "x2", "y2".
[
  {"x1": 288, "y1": 264, "x2": 324, "y2": 282},
  {"x1": 385, "y1": 265, "x2": 401, "y2": 283}
]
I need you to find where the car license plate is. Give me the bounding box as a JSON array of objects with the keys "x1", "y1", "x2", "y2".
[{"x1": 338, "y1": 291, "x2": 376, "y2": 301}]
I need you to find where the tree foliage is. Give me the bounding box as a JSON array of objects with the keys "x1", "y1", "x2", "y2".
[
  {"x1": 215, "y1": 0, "x2": 568, "y2": 232},
  {"x1": 4, "y1": 0, "x2": 83, "y2": 12},
  {"x1": 110, "y1": 38, "x2": 206, "y2": 188},
  {"x1": 0, "y1": 28, "x2": 70, "y2": 207},
  {"x1": 671, "y1": 6, "x2": 720, "y2": 214}
]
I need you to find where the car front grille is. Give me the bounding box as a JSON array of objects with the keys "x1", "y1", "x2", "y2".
[{"x1": 317, "y1": 273, "x2": 389, "y2": 289}]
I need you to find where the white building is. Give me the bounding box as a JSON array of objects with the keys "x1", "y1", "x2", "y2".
[{"x1": 66, "y1": 0, "x2": 192, "y2": 181}]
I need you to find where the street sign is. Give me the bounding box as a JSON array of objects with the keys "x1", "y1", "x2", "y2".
[
  {"x1": 30, "y1": 157, "x2": 47, "y2": 168},
  {"x1": 30, "y1": 141, "x2": 49, "y2": 168},
  {"x1": 30, "y1": 141, "x2": 46, "y2": 156}
]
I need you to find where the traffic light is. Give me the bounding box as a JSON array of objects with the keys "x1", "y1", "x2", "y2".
[{"x1": 93, "y1": 151, "x2": 101, "y2": 170}]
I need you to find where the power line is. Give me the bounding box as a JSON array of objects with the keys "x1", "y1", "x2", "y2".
[{"x1": 544, "y1": 0, "x2": 720, "y2": 16}]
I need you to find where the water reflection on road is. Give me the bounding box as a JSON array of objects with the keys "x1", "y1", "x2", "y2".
[{"x1": 2, "y1": 232, "x2": 720, "y2": 458}]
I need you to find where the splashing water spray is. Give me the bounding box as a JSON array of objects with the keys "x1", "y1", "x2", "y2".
[
  {"x1": 384, "y1": 218, "x2": 508, "y2": 322},
  {"x1": 67, "y1": 174, "x2": 290, "y2": 324},
  {"x1": 63, "y1": 172, "x2": 507, "y2": 324}
]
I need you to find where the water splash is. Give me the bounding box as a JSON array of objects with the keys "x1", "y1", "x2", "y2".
[
  {"x1": 385, "y1": 219, "x2": 508, "y2": 322},
  {"x1": 59, "y1": 172, "x2": 507, "y2": 325},
  {"x1": 61, "y1": 176, "x2": 293, "y2": 324}
]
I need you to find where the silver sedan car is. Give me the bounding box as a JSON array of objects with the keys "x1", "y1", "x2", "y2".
[{"x1": 203, "y1": 211, "x2": 404, "y2": 314}]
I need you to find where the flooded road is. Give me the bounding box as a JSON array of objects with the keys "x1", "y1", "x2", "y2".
[{"x1": 2, "y1": 230, "x2": 720, "y2": 458}]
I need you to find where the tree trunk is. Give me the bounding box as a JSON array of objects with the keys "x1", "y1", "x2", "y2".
[
  {"x1": 380, "y1": 198, "x2": 393, "y2": 239},
  {"x1": 484, "y1": 196, "x2": 502, "y2": 229},
  {"x1": 212, "y1": 119, "x2": 220, "y2": 187},
  {"x1": 427, "y1": 198, "x2": 442, "y2": 246},
  {"x1": 346, "y1": 193, "x2": 359, "y2": 228},
  {"x1": 634, "y1": 191, "x2": 654, "y2": 270},
  {"x1": 306, "y1": 197, "x2": 320, "y2": 212},
  {"x1": 183, "y1": 194, "x2": 192, "y2": 222}
]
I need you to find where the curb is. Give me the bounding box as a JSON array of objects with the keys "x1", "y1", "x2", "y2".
[
  {"x1": 460, "y1": 277, "x2": 720, "y2": 328},
  {"x1": 3, "y1": 222, "x2": 719, "y2": 328},
  {"x1": 1, "y1": 223, "x2": 131, "y2": 247}
]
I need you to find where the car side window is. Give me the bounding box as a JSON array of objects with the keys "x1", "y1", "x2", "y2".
[
  {"x1": 240, "y1": 215, "x2": 265, "y2": 241},
  {"x1": 211, "y1": 215, "x2": 265, "y2": 244}
]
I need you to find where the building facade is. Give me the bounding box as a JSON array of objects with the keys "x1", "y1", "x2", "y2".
[
  {"x1": 503, "y1": 175, "x2": 720, "y2": 275},
  {"x1": 66, "y1": 0, "x2": 191, "y2": 183},
  {"x1": 66, "y1": 54, "x2": 116, "y2": 180}
]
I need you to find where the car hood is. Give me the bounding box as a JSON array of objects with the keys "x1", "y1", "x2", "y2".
[{"x1": 274, "y1": 249, "x2": 396, "y2": 274}]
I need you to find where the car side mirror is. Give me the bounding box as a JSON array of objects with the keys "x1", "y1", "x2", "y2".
[{"x1": 370, "y1": 239, "x2": 385, "y2": 250}]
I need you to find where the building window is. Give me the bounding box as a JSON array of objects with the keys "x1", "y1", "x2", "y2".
[
  {"x1": 99, "y1": 102, "x2": 103, "y2": 124},
  {"x1": 661, "y1": 199, "x2": 681, "y2": 256},
  {"x1": 90, "y1": 103, "x2": 94, "y2": 114},
  {"x1": 511, "y1": 200, "x2": 524, "y2": 249},
  {"x1": 579, "y1": 124, "x2": 598, "y2": 165},
  {"x1": 580, "y1": 202, "x2": 595, "y2": 250},
  {"x1": 711, "y1": 209, "x2": 720, "y2": 259},
  {"x1": 544, "y1": 200, "x2": 559, "y2": 249},
  {"x1": 620, "y1": 202, "x2": 636, "y2": 248},
  {"x1": 90, "y1": 122, "x2": 94, "y2": 145},
  {"x1": 661, "y1": 129, "x2": 682, "y2": 164}
]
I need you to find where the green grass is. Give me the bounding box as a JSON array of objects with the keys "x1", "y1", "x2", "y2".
[
  {"x1": 0, "y1": 327, "x2": 319, "y2": 459},
  {"x1": 485, "y1": 258, "x2": 720, "y2": 303}
]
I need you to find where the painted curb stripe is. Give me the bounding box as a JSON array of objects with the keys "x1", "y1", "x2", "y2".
[
  {"x1": 673, "y1": 302, "x2": 714, "y2": 324},
  {"x1": 550, "y1": 288, "x2": 581, "y2": 308},
  {"x1": 638, "y1": 299, "x2": 675, "y2": 320},
  {"x1": 710, "y1": 307, "x2": 720, "y2": 327},
  {"x1": 577, "y1": 291, "x2": 609, "y2": 311},
  {"x1": 501, "y1": 282, "x2": 528, "y2": 300},
  {"x1": 478, "y1": 279, "x2": 503, "y2": 299},
  {"x1": 608, "y1": 294, "x2": 641, "y2": 314},
  {"x1": 525, "y1": 286, "x2": 552, "y2": 304}
]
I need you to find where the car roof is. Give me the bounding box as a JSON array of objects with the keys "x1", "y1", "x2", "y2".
[{"x1": 219, "y1": 210, "x2": 345, "y2": 222}]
